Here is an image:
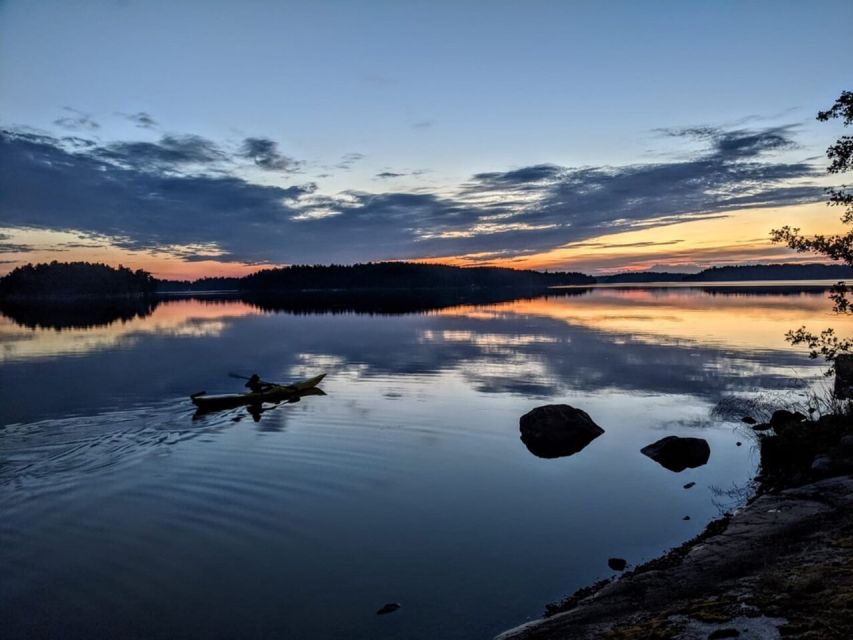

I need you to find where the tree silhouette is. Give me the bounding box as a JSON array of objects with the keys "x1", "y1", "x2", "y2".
[
  {"x1": 771, "y1": 90, "x2": 853, "y2": 366},
  {"x1": 0, "y1": 261, "x2": 156, "y2": 298}
]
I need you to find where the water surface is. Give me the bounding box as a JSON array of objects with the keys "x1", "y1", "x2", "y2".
[{"x1": 1, "y1": 286, "x2": 846, "y2": 639}]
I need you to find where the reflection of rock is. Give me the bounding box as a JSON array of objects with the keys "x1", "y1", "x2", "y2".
[
  {"x1": 520, "y1": 405, "x2": 604, "y2": 459},
  {"x1": 641, "y1": 436, "x2": 710, "y2": 472}
]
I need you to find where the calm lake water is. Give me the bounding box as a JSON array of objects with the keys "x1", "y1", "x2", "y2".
[{"x1": 1, "y1": 285, "x2": 848, "y2": 639}]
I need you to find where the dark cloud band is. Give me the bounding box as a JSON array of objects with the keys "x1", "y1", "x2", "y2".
[{"x1": 0, "y1": 123, "x2": 825, "y2": 265}]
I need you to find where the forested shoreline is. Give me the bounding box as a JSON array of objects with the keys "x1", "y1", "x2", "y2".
[{"x1": 2, "y1": 260, "x2": 852, "y2": 299}]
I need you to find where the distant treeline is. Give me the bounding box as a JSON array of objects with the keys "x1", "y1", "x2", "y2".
[
  {"x1": 682, "y1": 263, "x2": 853, "y2": 282},
  {"x1": 4, "y1": 261, "x2": 853, "y2": 300},
  {"x1": 236, "y1": 262, "x2": 594, "y2": 291},
  {"x1": 0, "y1": 261, "x2": 156, "y2": 298},
  {"x1": 157, "y1": 276, "x2": 242, "y2": 292},
  {"x1": 156, "y1": 262, "x2": 594, "y2": 292},
  {"x1": 597, "y1": 263, "x2": 853, "y2": 283},
  {"x1": 595, "y1": 271, "x2": 688, "y2": 284}
]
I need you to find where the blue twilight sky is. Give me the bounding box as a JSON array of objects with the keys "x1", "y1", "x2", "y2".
[{"x1": 1, "y1": 0, "x2": 852, "y2": 276}]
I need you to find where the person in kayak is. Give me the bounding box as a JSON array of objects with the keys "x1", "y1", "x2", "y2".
[{"x1": 245, "y1": 373, "x2": 273, "y2": 393}]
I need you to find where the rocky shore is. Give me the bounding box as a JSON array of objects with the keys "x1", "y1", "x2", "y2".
[{"x1": 497, "y1": 409, "x2": 853, "y2": 640}]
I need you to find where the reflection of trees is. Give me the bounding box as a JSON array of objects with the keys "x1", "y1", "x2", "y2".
[
  {"x1": 600, "y1": 285, "x2": 834, "y2": 297},
  {"x1": 242, "y1": 288, "x2": 592, "y2": 316},
  {"x1": 0, "y1": 288, "x2": 594, "y2": 330},
  {"x1": 0, "y1": 298, "x2": 161, "y2": 330}
]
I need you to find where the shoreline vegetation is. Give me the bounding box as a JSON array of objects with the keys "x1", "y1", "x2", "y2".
[{"x1": 2, "y1": 261, "x2": 853, "y2": 301}]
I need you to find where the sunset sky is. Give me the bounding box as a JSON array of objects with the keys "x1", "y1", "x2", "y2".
[{"x1": 1, "y1": 1, "x2": 851, "y2": 279}]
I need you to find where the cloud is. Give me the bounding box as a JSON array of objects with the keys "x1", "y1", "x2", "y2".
[
  {"x1": 659, "y1": 125, "x2": 798, "y2": 156},
  {"x1": 472, "y1": 164, "x2": 563, "y2": 186},
  {"x1": 375, "y1": 171, "x2": 406, "y2": 179},
  {"x1": 122, "y1": 112, "x2": 158, "y2": 128},
  {"x1": 336, "y1": 152, "x2": 365, "y2": 170},
  {"x1": 452, "y1": 124, "x2": 823, "y2": 255},
  {"x1": 0, "y1": 244, "x2": 33, "y2": 253},
  {"x1": 94, "y1": 134, "x2": 226, "y2": 172},
  {"x1": 0, "y1": 233, "x2": 33, "y2": 253},
  {"x1": 53, "y1": 107, "x2": 99, "y2": 131},
  {"x1": 565, "y1": 239, "x2": 685, "y2": 250},
  {"x1": 412, "y1": 120, "x2": 433, "y2": 130},
  {"x1": 0, "y1": 122, "x2": 826, "y2": 266},
  {"x1": 238, "y1": 137, "x2": 302, "y2": 172}
]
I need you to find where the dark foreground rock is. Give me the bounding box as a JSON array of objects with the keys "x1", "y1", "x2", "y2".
[
  {"x1": 520, "y1": 405, "x2": 605, "y2": 459},
  {"x1": 759, "y1": 413, "x2": 853, "y2": 490},
  {"x1": 769, "y1": 409, "x2": 807, "y2": 434},
  {"x1": 496, "y1": 475, "x2": 853, "y2": 640},
  {"x1": 640, "y1": 436, "x2": 711, "y2": 472},
  {"x1": 834, "y1": 353, "x2": 853, "y2": 399}
]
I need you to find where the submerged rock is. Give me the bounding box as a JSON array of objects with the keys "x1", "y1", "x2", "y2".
[
  {"x1": 376, "y1": 602, "x2": 401, "y2": 615},
  {"x1": 641, "y1": 436, "x2": 711, "y2": 472},
  {"x1": 519, "y1": 405, "x2": 604, "y2": 459},
  {"x1": 683, "y1": 482, "x2": 696, "y2": 489},
  {"x1": 607, "y1": 558, "x2": 627, "y2": 571}
]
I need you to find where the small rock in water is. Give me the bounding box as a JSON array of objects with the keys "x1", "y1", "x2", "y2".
[
  {"x1": 683, "y1": 482, "x2": 696, "y2": 489},
  {"x1": 683, "y1": 515, "x2": 691, "y2": 521},
  {"x1": 376, "y1": 603, "x2": 401, "y2": 615},
  {"x1": 607, "y1": 557, "x2": 627, "y2": 571},
  {"x1": 641, "y1": 436, "x2": 710, "y2": 472},
  {"x1": 741, "y1": 416, "x2": 757, "y2": 425},
  {"x1": 736, "y1": 441, "x2": 742, "y2": 446}
]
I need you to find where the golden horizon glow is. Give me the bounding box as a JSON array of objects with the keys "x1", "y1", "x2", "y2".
[
  {"x1": 417, "y1": 202, "x2": 848, "y2": 273},
  {"x1": 1, "y1": 202, "x2": 847, "y2": 279}
]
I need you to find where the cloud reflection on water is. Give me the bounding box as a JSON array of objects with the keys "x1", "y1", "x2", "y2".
[{"x1": 0, "y1": 286, "x2": 846, "y2": 426}]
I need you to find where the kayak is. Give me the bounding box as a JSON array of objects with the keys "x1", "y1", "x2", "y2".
[{"x1": 191, "y1": 374, "x2": 326, "y2": 411}]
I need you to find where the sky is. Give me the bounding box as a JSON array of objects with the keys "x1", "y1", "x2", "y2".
[{"x1": 1, "y1": 0, "x2": 852, "y2": 278}]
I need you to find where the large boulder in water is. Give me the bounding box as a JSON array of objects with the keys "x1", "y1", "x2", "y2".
[
  {"x1": 520, "y1": 405, "x2": 604, "y2": 459},
  {"x1": 641, "y1": 436, "x2": 710, "y2": 472}
]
